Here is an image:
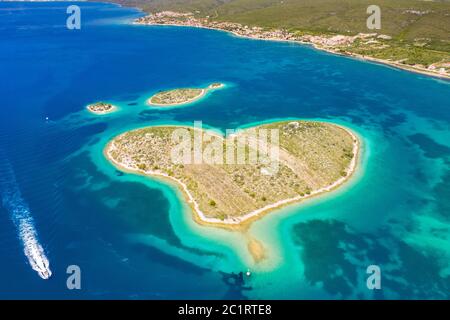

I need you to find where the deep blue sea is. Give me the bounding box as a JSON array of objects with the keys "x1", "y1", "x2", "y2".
[{"x1": 0, "y1": 2, "x2": 449, "y2": 299}]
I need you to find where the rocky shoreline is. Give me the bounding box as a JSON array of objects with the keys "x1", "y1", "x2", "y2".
[{"x1": 105, "y1": 121, "x2": 359, "y2": 227}]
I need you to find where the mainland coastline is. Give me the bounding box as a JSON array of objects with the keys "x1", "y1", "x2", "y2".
[
  {"x1": 104, "y1": 121, "x2": 360, "y2": 229},
  {"x1": 134, "y1": 12, "x2": 450, "y2": 80}
]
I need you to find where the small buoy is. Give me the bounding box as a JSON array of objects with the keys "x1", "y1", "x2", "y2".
[{"x1": 246, "y1": 269, "x2": 251, "y2": 277}]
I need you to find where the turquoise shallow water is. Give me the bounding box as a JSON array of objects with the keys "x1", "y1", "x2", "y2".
[{"x1": 0, "y1": 2, "x2": 449, "y2": 299}]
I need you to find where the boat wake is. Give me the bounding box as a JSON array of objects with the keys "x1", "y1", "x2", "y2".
[{"x1": 0, "y1": 158, "x2": 52, "y2": 280}]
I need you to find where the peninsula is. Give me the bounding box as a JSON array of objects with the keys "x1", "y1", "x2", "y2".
[
  {"x1": 87, "y1": 102, "x2": 117, "y2": 115},
  {"x1": 105, "y1": 120, "x2": 359, "y2": 227},
  {"x1": 148, "y1": 83, "x2": 224, "y2": 107}
]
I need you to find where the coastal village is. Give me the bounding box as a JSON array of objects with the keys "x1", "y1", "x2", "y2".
[{"x1": 135, "y1": 11, "x2": 449, "y2": 78}]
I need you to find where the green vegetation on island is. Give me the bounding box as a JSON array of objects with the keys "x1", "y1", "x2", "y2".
[
  {"x1": 105, "y1": 120, "x2": 358, "y2": 224},
  {"x1": 148, "y1": 83, "x2": 224, "y2": 107},
  {"x1": 87, "y1": 102, "x2": 117, "y2": 115}
]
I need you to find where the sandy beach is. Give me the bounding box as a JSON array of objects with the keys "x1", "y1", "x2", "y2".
[
  {"x1": 104, "y1": 124, "x2": 361, "y2": 230},
  {"x1": 135, "y1": 20, "x2": 450, "y2": 81}
]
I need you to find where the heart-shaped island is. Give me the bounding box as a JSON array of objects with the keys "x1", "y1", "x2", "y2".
[{"x1": 105, "y1": 120, "x2": 359, "y2": 229}]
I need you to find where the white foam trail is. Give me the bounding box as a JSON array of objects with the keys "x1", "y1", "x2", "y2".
[{"x1": 0, "y1": 160, "x2": 52, "y2": 280}]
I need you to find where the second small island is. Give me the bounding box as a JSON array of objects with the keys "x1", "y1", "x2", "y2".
[{"x1": 147, "y1": 83, "x2": 224, "y2": 107}]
